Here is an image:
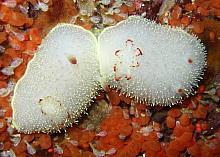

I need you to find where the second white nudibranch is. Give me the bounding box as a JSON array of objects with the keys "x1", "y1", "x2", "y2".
[{"x1": 98, "y1": 16, "x2": 206, "y2": 106}]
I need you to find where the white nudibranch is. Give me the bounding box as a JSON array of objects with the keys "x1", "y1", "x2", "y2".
[
  {"x1": 12, "y1": 24, "x2": 101, "y2": 133},
  {"x1": 98, "y1": 16, "x2": 206, "y2": 106}
]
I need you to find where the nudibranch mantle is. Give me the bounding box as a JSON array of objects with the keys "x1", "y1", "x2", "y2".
[
  {"x1": 12, "y1": 24, "x2": 101, "y2": 133},
  {"x1": 98, "y1": 16, "x2": 206, "y2": 106}
]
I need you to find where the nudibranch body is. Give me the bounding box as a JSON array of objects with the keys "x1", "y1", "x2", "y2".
[
  {"x1": 12, "y1": 24, "x2": 100, "y2": 133},
  {"x1": 98, "y1": 16, "x2": 206, "y2": 106}
]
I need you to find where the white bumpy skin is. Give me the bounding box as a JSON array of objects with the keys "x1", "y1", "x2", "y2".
[
  {"x1": 12, "y1": 24, "x2": 100, "y2": 133},
  {"x1": 98, "y1": 16, "x2": 206, "y2": 106}
]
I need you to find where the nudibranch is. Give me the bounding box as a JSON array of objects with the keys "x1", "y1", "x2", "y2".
[
  {"x1": 12, "y1": 24, "x2": 100, "y2": 133},
  {"x1": 98, "y1": 16, "x2": 206, "y2": 106}
]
